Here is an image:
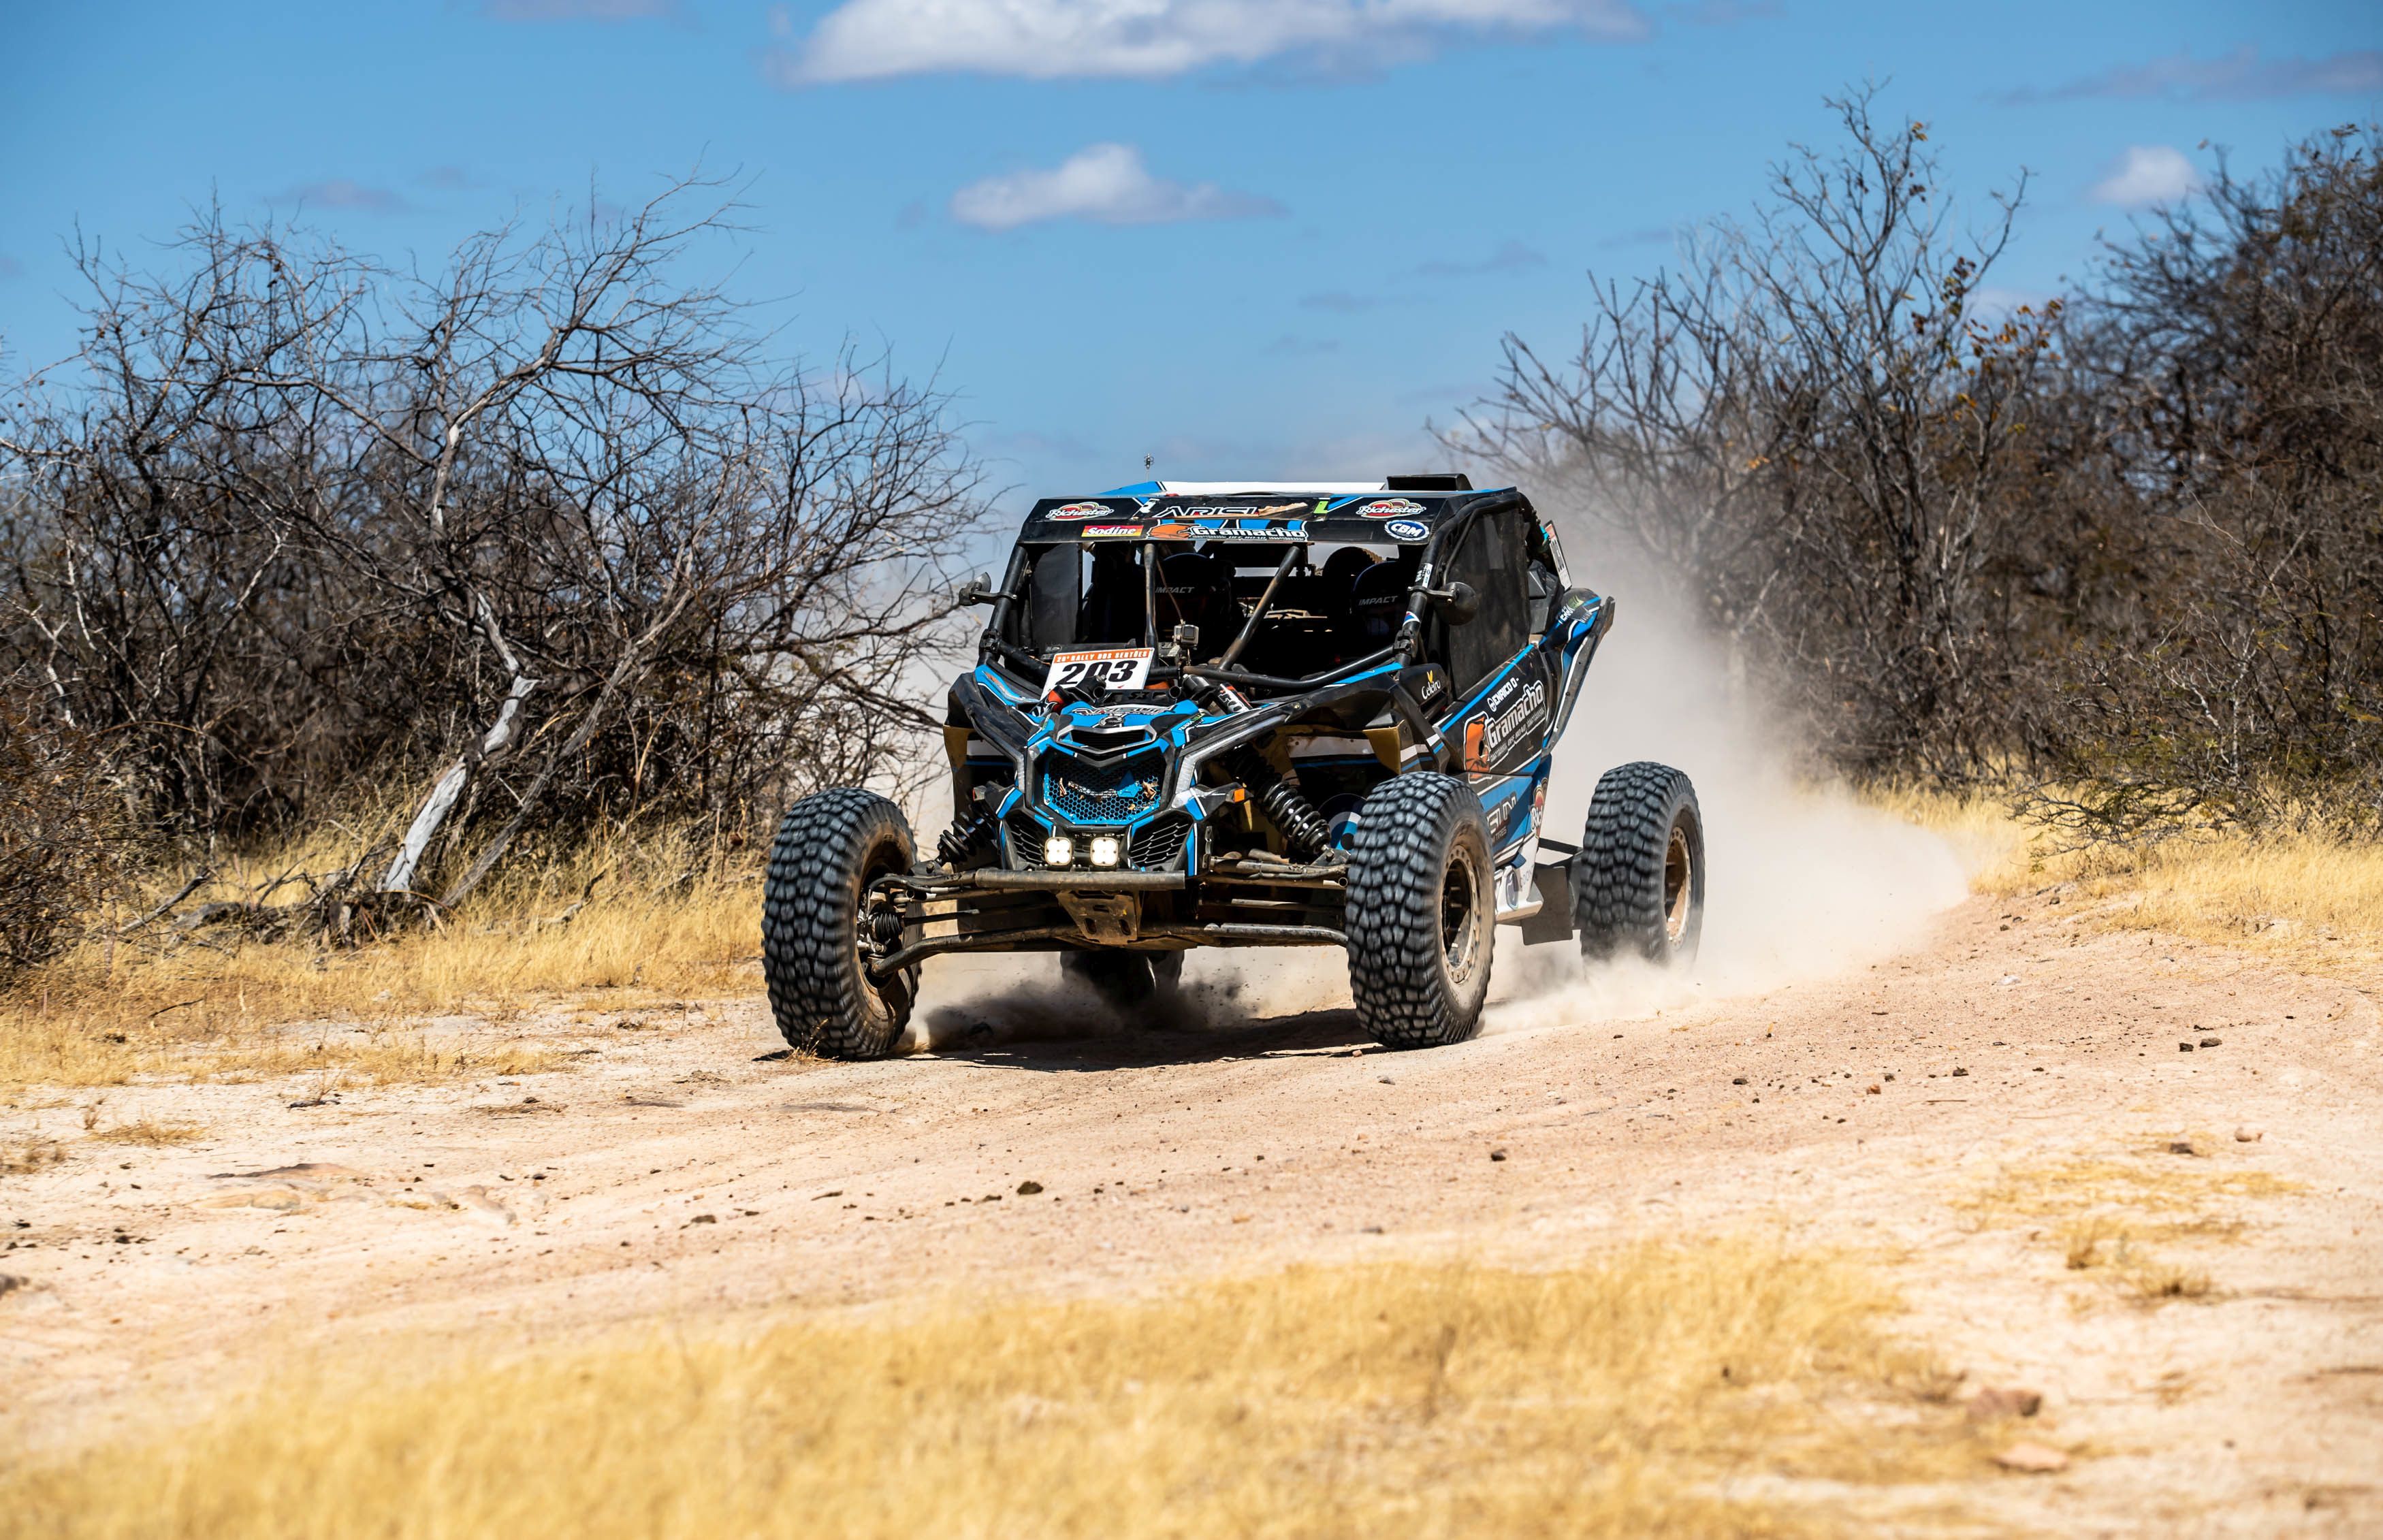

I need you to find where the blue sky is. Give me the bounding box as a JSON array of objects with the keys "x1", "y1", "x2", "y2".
[{"x1": 3, "y1": 1, "x2": 2376, "y2": 514}]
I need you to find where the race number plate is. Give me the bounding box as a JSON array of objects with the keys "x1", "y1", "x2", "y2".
[{"x1": 1043, "y1": 647, "x2": 1154, "y2": 694}]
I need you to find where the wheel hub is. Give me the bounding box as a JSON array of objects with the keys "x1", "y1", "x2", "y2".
[{"x1": 1663, "y1": 822, "x2": 1693, "y2": 944}]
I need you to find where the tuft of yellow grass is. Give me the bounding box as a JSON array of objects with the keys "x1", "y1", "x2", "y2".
[
  {"x1": 1964, "y1": 1156, "x2": 2301, "y2": 1230},
  {"x1": 0, "y1": 1136, "x2": 63, "y2": 1176},
  {"x1": 2060, "y1": 1215, "x2": 2130, "y2": 1272},
  {"x1": 0, "y1": 1238, "x2": 1993, "y2": 1539},
  {"x1": 1970, "y1": 1157, "x2": 2295, "y2": 1312},
  {"x1": 2060, "y1": 831, "x2": 2383, "y2": 962},
  {"x1": 2125, "y1": 1262, "x2": 2217, "y2": 1305},
  {"x1": 89, "y1": 1120, "x2": 208, "y2": 1146},
  {"x1": 0, "y1": 826, "x2": 760, "y2": 1090},
  {"x1": 1884, "y1": 787, "x2": 2383, "y2": 965}
]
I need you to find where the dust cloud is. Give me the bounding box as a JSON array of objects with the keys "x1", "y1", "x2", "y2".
[{"x1": 1484, "y1": 513, "x2": 1969, "y2": 1032}]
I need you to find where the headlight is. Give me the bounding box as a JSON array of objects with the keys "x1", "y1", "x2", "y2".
[
  {"x1": 1044, "y1": 835, "x2": 1075, "y2": 866},
  {"x1": 1088, "y1": 835, "x2": 1121, "y2": 867}
]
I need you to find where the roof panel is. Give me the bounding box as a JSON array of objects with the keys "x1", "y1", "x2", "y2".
[{"x1": 1022, "y1": 490, "x2": 1475, "y2": 541}]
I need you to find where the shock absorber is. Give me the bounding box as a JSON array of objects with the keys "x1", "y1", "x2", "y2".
[
  {"x1": 1232, "y1": 750, "x2": 1331, "y2": 858},
  {"x1": 937, "y1": 787, "x2": 1001, "y2": 867}
]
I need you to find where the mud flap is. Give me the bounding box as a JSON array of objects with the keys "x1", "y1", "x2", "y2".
[{"x1": 1517, "y1": 861, "x2": 1576, "y2": 946}]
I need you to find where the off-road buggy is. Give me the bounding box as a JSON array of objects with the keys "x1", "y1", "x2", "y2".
[{"x1": 762, "y1": 475, "x2": 1704, "y2": 1058}]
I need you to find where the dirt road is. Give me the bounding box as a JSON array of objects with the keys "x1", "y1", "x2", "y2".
[{"x1": 5, "y1": 889, "x2": 2380, "y2": 1533}]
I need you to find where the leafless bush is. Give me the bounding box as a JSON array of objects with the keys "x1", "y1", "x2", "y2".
[
  {"x1": 1459, "y1": 95, "x2": 2380, "y2": 842},
  {"x1": 2019, "y1": 125, "x2": 2383, "y2": 839},
  {"x1": 1, "y1": 177, "x2": 992, "y2": 914},
  {"x1": 0, "y1": 692, "x2": 134, "y2": 980},
  {"x1": 1452, "y1": 89, "x2": 2053, "y2": 780}
]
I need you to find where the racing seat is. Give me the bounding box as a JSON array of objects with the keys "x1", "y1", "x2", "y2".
[
  {"x1": 1343, "y1": 556, "x2": 1416, "y2": 658},
  {"x1": 1317, "y1": 547, "x2": 1379, "y2": 620}
]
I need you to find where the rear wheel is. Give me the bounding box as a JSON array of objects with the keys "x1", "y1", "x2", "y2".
[
  {"x1": 1343, "y1": 773, "x2": 1494, "y2": 1050},
  {"x1": 761, "y1": 789, "x2": 918, "y2": 1059},
  {"x1": 1061, "y1": 950, "x2": 1184, "y2": 1007},
  {"x1": 1572, "y1": 761, "x2": 1704, "y2": 965}
]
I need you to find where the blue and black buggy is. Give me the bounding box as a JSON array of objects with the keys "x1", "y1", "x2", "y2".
[{"x1": 762, "y1": 475, "x2": 1705, "y2": 1058}]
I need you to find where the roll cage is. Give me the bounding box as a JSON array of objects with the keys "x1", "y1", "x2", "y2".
[{"x1": 970, "y1": 484, "x2": 1571, "y2": 700}]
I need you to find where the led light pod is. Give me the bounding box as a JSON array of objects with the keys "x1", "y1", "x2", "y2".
[
  {"x1": 1043, "y1": 835, "x2": 1075, "y2": 866},
  {"x1": 1088, "y1": 835, "x2": 1122, "y2": 867}
]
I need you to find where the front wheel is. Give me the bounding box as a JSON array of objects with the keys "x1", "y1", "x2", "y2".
[
  {"x1": 1572, "y1": 761, "x2": 1704, "y2": 965},
  {"x1": 761, "y1": 788, "x2": 918, "y2": 1059},
  {"x1": 1343, "y1": 773, "x2": 1494, "y2": 1050}
]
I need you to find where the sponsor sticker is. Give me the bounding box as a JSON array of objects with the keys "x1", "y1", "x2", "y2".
[
  {"x1": 1463, "y1": 677, "x2": 1550, "y2": 772},
  {"x1": 1043, "y1": 647, "x2": 1155, "y2": 694},
  {"x1": 1148, "y1": 517, "x2": 1309, "y2": 542},
  {"x1": 1079, "y1": 524, "x2": 1146, "y2": 539},
  {"x1": 1046, "y1": 500, "x2": 1113, "y2": 519},
  {"x1": 1357, "y1": 497, "x2": 1427, "y2": 519},
  {"x1": 1383, "y1": 517, "x2": 1430, "y2": 542},
  {"x1": 1157, "y1": 501, "x2": 1307, "y2": 521}
]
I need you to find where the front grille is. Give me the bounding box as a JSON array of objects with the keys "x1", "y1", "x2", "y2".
[
  {"x1": 1004, "y1": 807, "x2": 1049, "y2": 867},
  {"x1": 1040, "y1": 752, "x2": 1164, "y2": 824},
  {"x1": 1129, "y1": 814, "x2": 1192, "y2": 871}
]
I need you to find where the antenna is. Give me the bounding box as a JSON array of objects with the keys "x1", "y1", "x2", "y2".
[{"x1": 1143, "y1": 454, "x2": 1153, "y2": 473}]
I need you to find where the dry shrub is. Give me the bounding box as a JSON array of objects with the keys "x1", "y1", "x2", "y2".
[
  {"x1": 0, "y1": 1238, "x2": 1990, "y2": 1539},
  {"x1": 0, "y1": 698, "x2": 134, "y2": 984}
]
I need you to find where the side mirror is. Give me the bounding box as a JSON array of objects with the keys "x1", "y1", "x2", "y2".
[
  {"x1": 957, "y1": 573, "x2": 999, "y2": 607},
  {"x1": 1434, "y1": 581, "x2": 1480, "y2": 626}
]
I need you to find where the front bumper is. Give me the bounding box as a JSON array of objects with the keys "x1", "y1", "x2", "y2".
[{"x1": 863, "y1": 861, "x2": 1351, "y2": 975}]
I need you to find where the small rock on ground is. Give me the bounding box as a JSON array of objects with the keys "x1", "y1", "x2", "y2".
[{"x1": 1995, "y1": 1441, "x2": 2070, "y2": 1473}]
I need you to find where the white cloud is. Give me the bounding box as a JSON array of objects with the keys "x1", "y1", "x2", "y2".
[
  {"x1": 2000, "y1": 45, "x2": 2383, "y2": 104},
  {"x1": 948, "y1": 143, "x2": 1281, "y2": 231},
  {"x1": 2090, "y1": 145, "x2": 2199, "y2": 208},
  {"x1": 772, "y1": 0, "x2": 1647, "y2": 85}
]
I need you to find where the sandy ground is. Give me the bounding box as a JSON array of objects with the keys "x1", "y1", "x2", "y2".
[{"x1": 5, "y1": 888, "x2": 2380, "y2": 1535}]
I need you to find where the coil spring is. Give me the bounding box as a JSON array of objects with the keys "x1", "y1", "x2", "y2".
[
  {"x1": 1234, "y1": 752, "x2": 1330, "y2": 857},
  {"x1": 937, "y1": 805, "x2": 999, "y2": 867}
]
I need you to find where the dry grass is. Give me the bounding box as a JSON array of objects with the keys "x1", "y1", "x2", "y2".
[
  {"x1": 2125, "y1": 1262, "x2": 2218, "y2": 1304},
  {"x1": 87, "y1": 1119, "x2": 208, "y2": 1146},
  {"x1": 0, "y1": 827, "x2": 760, "y2": 1091},
  {"x1": 1964, "y1": 1155, "x2": 2301, "y2": 1230},
  {"x1": 2058, "y1": 832, "x2": 2383, "y2": 963},
  {"x1": 1968, "y1": 1155, "x2": 2297, "y2": 1312},
  {"x1": 0, "y1": 1136, "x2": 63, "y2": 1176},
  {"x1": 0, "y1": 1238, "x2": 1997, "y2": 1540},
  {"x1": 1885, "y1": 787, "x2": 2383, "y2": 966},
  {"x1": 2060, "y1": 1215, "x2": 2130, "y2": 1272}
]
